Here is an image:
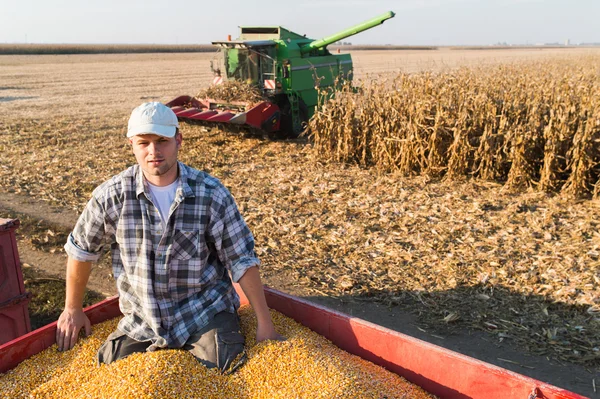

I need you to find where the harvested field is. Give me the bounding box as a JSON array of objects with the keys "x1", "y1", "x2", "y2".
[
  {"x1": 0, "y1": 48, "x2": 599, "y2": 394},
  {"x1": 1, "y1": 48, "x2": 597, "y2": 120}
]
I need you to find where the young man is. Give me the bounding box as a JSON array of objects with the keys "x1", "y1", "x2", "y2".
[{"x1": 56, "y1": 102, "x2": 281, "y2": 371}]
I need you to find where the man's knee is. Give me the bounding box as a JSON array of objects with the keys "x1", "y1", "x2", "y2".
[
  {"x1": 97, "y1": 330, "x2": 151, "y2": 365},
  {"x1": 185, "y1": 311, "x2": 246, "y2": 373}
]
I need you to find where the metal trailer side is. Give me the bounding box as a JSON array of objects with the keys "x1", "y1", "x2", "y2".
[{"x1": 0, "y1": 285, "x2": 589, "y2": 399}]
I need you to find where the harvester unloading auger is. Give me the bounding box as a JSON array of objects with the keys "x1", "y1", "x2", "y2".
[{"x1": 166, "y1": 11, "x2": 395, "y2": 139}]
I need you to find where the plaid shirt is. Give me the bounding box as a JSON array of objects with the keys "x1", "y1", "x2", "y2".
[{"x1": 65, "y1": 162, "x2": 259, "y2": 351}]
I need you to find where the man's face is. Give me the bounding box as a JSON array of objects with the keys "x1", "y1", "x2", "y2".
[{"x1": 129, "y1": 133, "x2": 182, "y2": 185}]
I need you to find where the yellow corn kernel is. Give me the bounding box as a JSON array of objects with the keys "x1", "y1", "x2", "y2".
[{"x1": 0, "y1": 306, "x2": 435, "y2": 399}]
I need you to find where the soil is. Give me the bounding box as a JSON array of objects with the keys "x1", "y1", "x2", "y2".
[{"x1": 1, "y1": 192, "x2": 597, "y2": 397}]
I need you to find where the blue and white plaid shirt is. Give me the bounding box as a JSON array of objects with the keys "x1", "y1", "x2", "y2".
[{"x1": 65, "y1": 162, "x2": 259, "y2": 350}]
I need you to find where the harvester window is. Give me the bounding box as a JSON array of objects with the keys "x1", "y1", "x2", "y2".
[
  {"x1": 225, "y1": 49, "x2": 259, "y2": 83},
  {"x1": 224, "y1": 47, "x2": 277, "y2": 89}
]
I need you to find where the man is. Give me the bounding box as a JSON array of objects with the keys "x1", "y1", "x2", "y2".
[{"x1": 56, "y1": 102, "x2": 282, "y2": 372}]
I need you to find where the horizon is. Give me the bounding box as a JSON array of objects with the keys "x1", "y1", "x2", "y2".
[
  {"x1": 1, "y1": 0, "x2": 598, "y2": 46},
  {"x1": 3, "y1": 43, "x2": 600, "y2": 47}
]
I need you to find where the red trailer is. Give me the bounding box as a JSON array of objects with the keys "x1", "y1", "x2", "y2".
[
  {"x1": 0, "y1": 218, "x2": 31, "y2": 346},
  {"x1": 0, "y1": 285, "x2": 589, "y2": 399}
]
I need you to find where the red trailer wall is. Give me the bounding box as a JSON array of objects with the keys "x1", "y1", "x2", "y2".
[{"x1": 0, "y1": 286, "x2": 589, "y2": 399}]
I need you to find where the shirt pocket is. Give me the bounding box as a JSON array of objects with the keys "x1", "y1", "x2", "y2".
[{"x1": 171, "y1": 229, "x2": 200, "y2": 260}]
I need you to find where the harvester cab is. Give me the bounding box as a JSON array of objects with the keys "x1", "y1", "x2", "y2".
[
  {"x1": 166, "y1": 11, "x2": 395, "y2": 139},
  {"x1": 211, "y1": 40, "x2": 277, "y2": 91}
]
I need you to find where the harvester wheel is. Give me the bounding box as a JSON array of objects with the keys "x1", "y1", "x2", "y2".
[{"x1": 275, "y1": 95, "x2": 308, "y2": 140}]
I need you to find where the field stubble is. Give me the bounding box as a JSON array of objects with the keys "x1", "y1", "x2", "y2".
[{"x1": 0, "y1": 49, "x2": 598, "y2": 370}]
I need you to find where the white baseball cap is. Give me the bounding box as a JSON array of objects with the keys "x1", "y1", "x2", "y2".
[{"x1": 127, "y1": 102, "x2": 179, "y2": 138}]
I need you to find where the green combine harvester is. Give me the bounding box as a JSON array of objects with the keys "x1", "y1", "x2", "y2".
[{"x1": 166, "y1": 11, "x2": 395, "y2": 138}]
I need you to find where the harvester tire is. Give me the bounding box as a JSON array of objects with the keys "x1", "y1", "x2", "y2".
[{"x1": 275, "y1": 96, "x2": 308, "y2": 140}]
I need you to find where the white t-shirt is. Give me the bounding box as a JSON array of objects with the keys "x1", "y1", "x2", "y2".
[{"x1": 147, "y1": 180, "x2": 178, "y2": 226}]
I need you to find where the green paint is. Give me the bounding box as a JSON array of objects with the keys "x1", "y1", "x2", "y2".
[{"x1": 211, "y1": 11, "x2": 395, "y2": 137}]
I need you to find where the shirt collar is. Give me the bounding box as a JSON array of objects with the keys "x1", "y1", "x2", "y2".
[
  {"x1": 177, "y1": 162, "x2": 195, "y2": 198},
  {"x1": 135, "y1": 162, "x2": 195, "y2": 200}
]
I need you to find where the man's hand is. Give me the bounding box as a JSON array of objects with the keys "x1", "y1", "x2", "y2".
[
  {"x1": 237, "y1": 266, "x2": 286, "y2": 343},
  {"x1": 56, "y1": 307, "x2": 91, "y2": 351},
  {"x1": 57, "y1": 257, "x2": 93, "y2": 351},
  {"x1": 256, "y1": 321, "x2": 286, "y2": 343}
]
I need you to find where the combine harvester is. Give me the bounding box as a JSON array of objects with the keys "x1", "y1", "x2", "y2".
[
  {"x1": 0, "y1": 285, "x2": 589, "y2": 398},
  {"x1": 166, "y1": 11, "x2": 396, "y2": 139}
]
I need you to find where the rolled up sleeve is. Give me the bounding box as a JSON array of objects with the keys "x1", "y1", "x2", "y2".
[
  {"x1": 64, "y1": 195, "x2": 109, "y2": 262},
  {"x1": 64, "y1": 233, "x2": 103, "y2": 262}
]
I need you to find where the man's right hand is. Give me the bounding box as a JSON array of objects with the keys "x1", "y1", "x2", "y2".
[
  {"x1": 56, "y1": 308, "x2": 91, "y2": 351},
  {"x1": 58, "y1": 257, "x2": 93, "y2": 351}
]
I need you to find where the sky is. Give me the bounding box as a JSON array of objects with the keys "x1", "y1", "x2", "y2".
[{"x1": 1, "y1": 0, "x2": 598, "y2": 46}]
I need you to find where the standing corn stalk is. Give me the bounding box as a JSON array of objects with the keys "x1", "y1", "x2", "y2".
[{"x1": 308, "y1": 56, "x2": 600, "y2": 198}]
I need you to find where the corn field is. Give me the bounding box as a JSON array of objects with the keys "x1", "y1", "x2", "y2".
[{"x1": 309, "y1": 56, "x2": 600, "y2": 198}]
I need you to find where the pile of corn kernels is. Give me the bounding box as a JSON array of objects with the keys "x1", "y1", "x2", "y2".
[{"x1": 0, "y1": 306, "x2": 435, "y2": 398}]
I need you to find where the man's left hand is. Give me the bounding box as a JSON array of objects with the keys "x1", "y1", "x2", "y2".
[{"x1": 256, "y1": 322, "x2": 286, "y2": 343}]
